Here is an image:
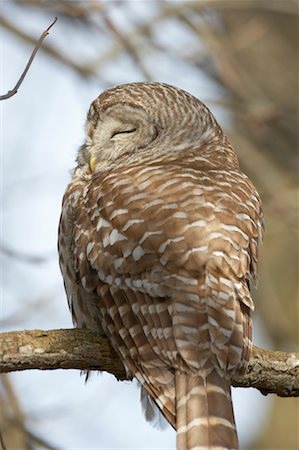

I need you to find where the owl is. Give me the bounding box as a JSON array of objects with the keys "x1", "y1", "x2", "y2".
[{"x1": 58, "y1": 82, "x2": 263, "y2": 449}]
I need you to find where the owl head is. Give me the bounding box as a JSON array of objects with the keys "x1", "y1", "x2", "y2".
[{"x1": 76, "y1": 82, "x2": 228, "y2": 173}]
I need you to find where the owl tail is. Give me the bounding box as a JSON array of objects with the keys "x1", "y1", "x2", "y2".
[{"x1": 175, "y1": 370, "x2": 238, "y2": 450}]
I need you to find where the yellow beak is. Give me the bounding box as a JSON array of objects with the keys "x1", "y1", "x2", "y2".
[{"x1": 89, "y1": 156, "x2": 96, "y2": 172}]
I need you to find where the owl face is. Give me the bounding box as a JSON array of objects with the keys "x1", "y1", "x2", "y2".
[{"x1": 79, "y1": 103, "x2": 158, "y2": 172}]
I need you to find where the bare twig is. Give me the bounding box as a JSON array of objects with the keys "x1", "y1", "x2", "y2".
[
  {"x1": 0, "y1": 373, "x2": 60, "y2": 449},
  {"x1": 0, "y1": 244, "x2": 54, "y2": 264},
  {"x1": 0, "y1": 14, "x2": 100, "y2": 79},
  {"x1": 0, "y1": 430, "x2": 7, "y2": 450},
  {"x1": 101, "y1": 11, "x2": 152, "y2": 80},
  {"x1": 0, "y1": 329, "x2": 298, "y2": 397},
  {"x1": 198, "y1": 0, "x2": 297, "y2": 14},
  {"x1": 0, "y1": 17, "x2": 57, "y2": 100},
  {"x1": 0, "y1": 374, "x2": 26, "y2": 449},
  {"x1": 14, "y1": 423, "x2": 61, "y2": 450}
]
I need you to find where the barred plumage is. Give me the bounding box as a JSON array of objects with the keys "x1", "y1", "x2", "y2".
[{"x1": 58, "y1": 82, "x2": 263, "y2": 449}]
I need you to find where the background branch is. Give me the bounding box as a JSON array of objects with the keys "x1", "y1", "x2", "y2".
[
  {"x1": 0, "y1": 15, "x2": 97, "y2": 80},
  {"x1": 0, "y1": 329, "x2": 298, "y2": 397}
]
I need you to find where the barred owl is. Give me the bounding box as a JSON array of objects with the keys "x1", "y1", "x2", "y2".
[{"x1": 58, "y1": 82, "x2": 263, "y2": 450}]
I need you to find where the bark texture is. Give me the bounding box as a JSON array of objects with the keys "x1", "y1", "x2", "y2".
[{"x1": 0, "y1": 329, "x2": 298, "y2": 396}]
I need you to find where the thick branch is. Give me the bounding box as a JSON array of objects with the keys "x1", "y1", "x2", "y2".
[
  {"x1": 0, "y1": 329, "x2": 126, "y2": 380},
  {"x1": 0, "y1": 329, "x2": 298, "y2": 396}
]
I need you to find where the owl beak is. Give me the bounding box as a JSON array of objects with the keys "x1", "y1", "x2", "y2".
[{"x1": 89, "y1": 156, "x2": 96, "y2": 172}]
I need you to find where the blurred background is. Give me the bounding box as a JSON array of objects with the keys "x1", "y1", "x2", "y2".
[{"x1": 1, "y1": 1, "x2": 298, "y2": 449}]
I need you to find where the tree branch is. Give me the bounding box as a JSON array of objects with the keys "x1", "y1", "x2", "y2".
[
  {"x1": 0, "y1": 329, "x2": 126, "y2": 380},
  {"x1": 0, "y1": 15, "x2": 97, "y2": 81},
  {"x1": 0, "y1": 17, "x2": 57, "y2": 100},
  {"x1": 0, "y1": 329, "x2": 298, "y2": 397}
]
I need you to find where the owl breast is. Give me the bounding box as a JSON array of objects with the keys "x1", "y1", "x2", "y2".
[{"x1": 60, "y1": 155, "x2": 262, "y2": 374}]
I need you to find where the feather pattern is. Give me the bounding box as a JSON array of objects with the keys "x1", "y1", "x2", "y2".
[{"x1": 58, "y1": 82, "x2": 263, "y2": 449}]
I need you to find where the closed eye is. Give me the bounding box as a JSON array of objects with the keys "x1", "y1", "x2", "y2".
[{"x1": 111, "y1": 128, "x2": 136, "y2": 138}]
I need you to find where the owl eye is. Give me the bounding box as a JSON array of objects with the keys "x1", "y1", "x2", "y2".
[{"x1": 111, "y1": 128, "x2": 136, "y2": 138}]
